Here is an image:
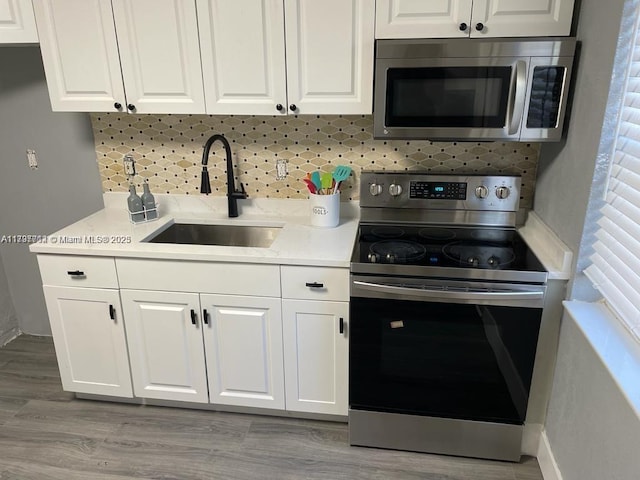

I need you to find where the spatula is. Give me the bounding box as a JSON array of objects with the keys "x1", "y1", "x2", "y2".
[
  {"x1": 311, "y1": 171, "x2": 322, "y2": 193},
  {"x1": 321, "y1": 172, "x2": 333, "y2": 194},
  {"x1": 332, "y1": 165, "x2": 352, "y2": 193}
]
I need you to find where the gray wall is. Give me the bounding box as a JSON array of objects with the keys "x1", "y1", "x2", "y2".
[
  {"x1": 535, "y1": 0, "x2": 640, "y2": 479},
  {"x1": 545, "y1": 311, "x2": 640, "y2": 479},
  {"x1": 0, "y1": 254, "x2": 18, "y2": 345},
  {"x1": 0, "y1": 46, "x2": 104, "y2": 335},
  {"x1": 535, "y1": 0, "x2": 625, "y2": 255}
]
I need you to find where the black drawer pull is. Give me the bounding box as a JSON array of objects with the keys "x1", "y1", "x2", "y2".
[
  {"x1": 339, "y1": 317, "x2": 344, "y2": 334},
  {"x1": 203, "y1": 309, "x2": 209, "y2": 325},
  {"x1": 190, "y1": 309, "x2": 197, "y2": 325},
  {"x1": 305, "y1": 282, "x2": 324, "y2": 288},
  {"x1": 109, "y1": 304, "x2": 115, "y2": 320},
  {"x1": 67, "y1": 270, "x2": 85, "y2": 277}
]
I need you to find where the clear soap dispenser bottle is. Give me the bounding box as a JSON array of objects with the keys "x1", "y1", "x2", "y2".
[
  {"x1": 127, "y1": 183, "x2": 144, "y2": 223},
  {"x1": 141, "y1": 180, "x2": 157, "y2": 220}
]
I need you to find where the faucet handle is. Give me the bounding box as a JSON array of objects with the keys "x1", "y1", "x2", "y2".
[{"x1": 234, "y1": 181, "x2": 248, "y2": 199}]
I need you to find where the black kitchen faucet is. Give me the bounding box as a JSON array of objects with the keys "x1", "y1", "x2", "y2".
[{"x1": 200, "y1": 134, "x2": 247, "y2": 217}]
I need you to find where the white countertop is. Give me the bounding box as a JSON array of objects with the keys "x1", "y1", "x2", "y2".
[
  {"x1": 30, "y1": 193, "x2": 572, "y2": 279},
  {"x1": 518, "y1": 211, "x2": 574, "y2": 280},
  {"x1": 29, "y1": 193, "x2": 360, "y2": 268}
]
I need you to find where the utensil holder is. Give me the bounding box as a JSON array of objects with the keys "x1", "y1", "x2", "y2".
[
  {"x1": 128, "y1": 203, "x2": 160, "y2": 224},
  {"x1": 309, "y1": 193, "x2": 340, "y2": 228}
]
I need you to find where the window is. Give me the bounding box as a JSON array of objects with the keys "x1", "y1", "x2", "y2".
[{"x1": 585, "y1": 6, "x2": 640, "y2": 340}]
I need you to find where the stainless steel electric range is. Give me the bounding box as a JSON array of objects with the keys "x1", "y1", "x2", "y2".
[{"x1": 349, "y1": 171, "x2": 548, "y2": 462}]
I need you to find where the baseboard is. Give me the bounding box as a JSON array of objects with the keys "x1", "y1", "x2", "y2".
[
  {"x1": 521, "y1": 422, "x2": 542, "y2": 456},
  {"x1": 0, "y1": 327, "x2": 20, "y2": 347},
  {"x1": 537, "y1": 429, "x2": 563, "y2": 480}
]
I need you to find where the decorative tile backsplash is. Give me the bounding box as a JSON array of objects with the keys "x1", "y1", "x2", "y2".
[{"x1": 91, "y1": 114, "x2": 540, "y2": 208}]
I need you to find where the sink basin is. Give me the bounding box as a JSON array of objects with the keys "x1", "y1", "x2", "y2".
[{"x1": 146, "y1": 223, "x2": 281, "y2": 248}]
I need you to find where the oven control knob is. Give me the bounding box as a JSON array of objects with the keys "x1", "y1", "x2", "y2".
[
  {"x1": 386, "y1": 253, "x2": 396, "y2": 263},
  {"x1": 487, "y1": 256, "x2": 500, "y2": 267},
  {"x1": 389, "y1": 183, "x2": 403, "y2": 197},
  {"x1": 495, "y1": 186, "x2": 511, "y2": 199},
  {"x1": 475, "y1": 185, "x2": 489, "y2": 199},
  {"x1": 369, "y1": 183, "x2": 383, "y2": 196},
  {"x1": 367, "y1": 253, "x2": 379, "y2": 263},
  {"x1": 467, "y1": 256, "x2": 479, "y2": 267}
]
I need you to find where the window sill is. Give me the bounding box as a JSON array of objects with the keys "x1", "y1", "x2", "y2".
[{"x1": 563, "y1": 301, "x2": 640, "y2": 417}]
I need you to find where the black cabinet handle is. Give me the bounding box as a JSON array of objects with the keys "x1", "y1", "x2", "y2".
[
  {"x1": 339, "y1": 317, "x2": 344, "y2": 334},
  {"x1": 305, "y1": 282, "x2": 324, "y2": 288},
  {"x1": 109, "y1": 304, "x2": 115, "y2": 320},
  {"x1": 190, "y1": 309, "x2": 197, "y2": 325},
  {"x1": 289, "y1": 104, "x2": 297, "y2": 112},
  {"x1": 276, "y1": 103, "x2": 283, "y2": 111},
  {"x1": 67, "y1": 270, "x2": 85, "y2": 277},
  {"x1": 203, "y1": 309, "x2": 209, "y2": 325},
  {"x1": 475, "y1": 22, "x2": 484, "y2": 31},
  {"x1": 114, "y1": 102, "x2": 122, "y2": 110},
  {"x1": 127, "y1": 104, "x2": 136, "y2": 111},
  {"x1": 459, "y1": 23, "x2": 468, "y2": 31}
]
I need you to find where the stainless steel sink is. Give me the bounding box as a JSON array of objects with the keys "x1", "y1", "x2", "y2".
[{"x1": 145, "y1": 223, "x2": 281, "y2": 248}]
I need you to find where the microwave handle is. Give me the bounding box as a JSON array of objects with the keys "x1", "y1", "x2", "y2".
[{"x1": 507, "y1": 60, "x2": 528, "y2": 135}]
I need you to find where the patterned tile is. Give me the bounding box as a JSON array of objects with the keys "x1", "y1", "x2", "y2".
[{"x1": 90, "y1": 114, "x2": 540, "y2": 208}]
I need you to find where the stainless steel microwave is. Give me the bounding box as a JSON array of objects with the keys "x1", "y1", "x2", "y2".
[{"x1": 374, "y1": 37, "x2": 577, "y2": 142}]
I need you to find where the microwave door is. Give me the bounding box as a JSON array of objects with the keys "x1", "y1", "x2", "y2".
[{"x1": 373, "y1": 58, "x2": 528, "y2": 141}]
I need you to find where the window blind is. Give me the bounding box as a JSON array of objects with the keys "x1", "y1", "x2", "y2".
[{"x1": 585, "y1": 13, "x2": 640, "y2": 339}]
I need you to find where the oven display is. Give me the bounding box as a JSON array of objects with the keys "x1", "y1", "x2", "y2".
[{"x1": 410, "y1": 181, "x2": 467, "y2": 200}]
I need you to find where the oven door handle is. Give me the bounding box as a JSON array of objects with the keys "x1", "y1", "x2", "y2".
[{"x1": 352, "y1": 280, "x2": 545, "y2": 302}]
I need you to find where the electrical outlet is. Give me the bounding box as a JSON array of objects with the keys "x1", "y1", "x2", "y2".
[
  {"x1": 276, "y1": 159, "x2": 288, "y2": 180},
  {"x1": 124, "y1": 155, "x2": 136, "y2": 176},
  {"x1": 27, "y1": 149, "x2": 38, "y2": 170}
]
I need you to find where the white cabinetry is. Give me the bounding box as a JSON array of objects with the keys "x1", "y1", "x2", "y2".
[
  {"x1": 120, "y1": 290, "x2": 209, "y2": 403},
  {"x1": 38, "y1": 255, "x2": 132, "y2": 398},
  {"x1": 202, "y1": 294, "x2": 284, "y2": 409},
  {"x1": 281, "y1": 266, "x2": 349, "y2": 416},
  {"x1": 197, "y1": 0, "x2": 375, "y2": 115},
  {"x1": 32, "y1": 0, "x2": 205, "y2": 113},
  {"x1": 375, "y1": 0, "x2": 575, "y2": 38},
  {"x1": 0, "y1": 0, "x2": 38, "y2": 43}
]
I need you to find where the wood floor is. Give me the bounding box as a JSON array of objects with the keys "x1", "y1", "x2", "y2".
[{"x1": 0, "y1": 335, "x2": 544, "y2": 480}]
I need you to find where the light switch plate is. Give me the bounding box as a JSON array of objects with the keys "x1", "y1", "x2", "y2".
[
  {"x1": 276, "y1": 159, "x2": 288, "y2": 180},
  {"x1": 124, "y1": 155, "x2": 136, "y2": 176}
]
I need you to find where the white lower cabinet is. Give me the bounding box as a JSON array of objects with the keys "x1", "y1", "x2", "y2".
[
  {"x1": 202, "y1": 294, "x2": 284, "y2": 409},
  {"x1": 282, "y1": 299, "x2": 349, "y2": 416},
  {"x1": 43, "y1": 285, "x2": 133, "y2": 397},
  {"x1": 120, "y1": 289, "x2": 209, "y2": 404}
]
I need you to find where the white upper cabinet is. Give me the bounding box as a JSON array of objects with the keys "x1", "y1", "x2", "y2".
[
  {"x1": 197, "y1": 0, "x2": 375, "y2": 115},
  {"x1": 196, "y1": 0, "x2": 287, "y2": 115},
  {"x1": 375, "y1": 0, "x2": 575, "y2": 38},
  {"x1": 110, "y1": 0, "x2": 205, "y2": 114},
  {"x1": 0, "y1": 0, "x2": 38, "y2": 43},
  {"x1": 33, "y1": 0, "x2": 205, "y2": 113},
  {"x1": 284, "y1": 0, "x2": 375, "y2": 115}
]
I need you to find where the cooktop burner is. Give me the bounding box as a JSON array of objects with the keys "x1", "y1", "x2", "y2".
[{"x1": 354, "y1": 224, "x2": 545, "y2": 273}]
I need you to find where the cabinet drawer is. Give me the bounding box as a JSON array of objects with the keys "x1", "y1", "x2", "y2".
[
  {"x1": 281, "y1": 266, "x2": 349, "y2": 301},
  {"x1": 37, "y1": 255, "x2": 118, "y2": 288},
  {"x1": 116, "y1": 259, "x2": 280, "y2": 297}
]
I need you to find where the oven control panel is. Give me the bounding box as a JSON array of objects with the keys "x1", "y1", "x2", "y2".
[
  {"x1": 409, "y1": 181, "x2": 467, "y2": 200},
  {"x1": 360, "y1": 172, "x2": 520, "y2": 212}
]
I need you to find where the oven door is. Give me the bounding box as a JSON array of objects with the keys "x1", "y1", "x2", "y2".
[
  {"x1": 349, "y1": 276, "x2": 544, "y2": 425},
  {"x1": 373, "y1": 57, "x2": 528, "y2": 141}
]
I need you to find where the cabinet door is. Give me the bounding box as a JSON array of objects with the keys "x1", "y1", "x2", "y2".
[
  {"x1": 201, "y1": 294, "x2": 284, "y2": 409},
  {"x1": 282, "y1": 300, "x2": 348, "y2": 416},
  {"x1": 120, "y1": 290, "x2": 208, "y2": 403},
  {"x1": 32, "y1": 0, "x2": 126, "y2": 112},
  {"x1": 43, "y1": 286, "x2": 133, "y2": 397},
  {"x1": 0, "y1": 0, "x2": 38, "y2": 43},
  {"x1": 375, "y1": 0, "x2": 472, "y2": 39},
  {"x1": 197, "y1": 0, "x2": 287, "y2": 115},
  {"x1": 471, "y1": 0, "x2": 575, "y2": 38},
  {"x1": 111, "y1": 0, "x2": 205, "y2": 114},
  {"x1": 284, "y1": 0, "x2": 375, "y2": 114}
]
